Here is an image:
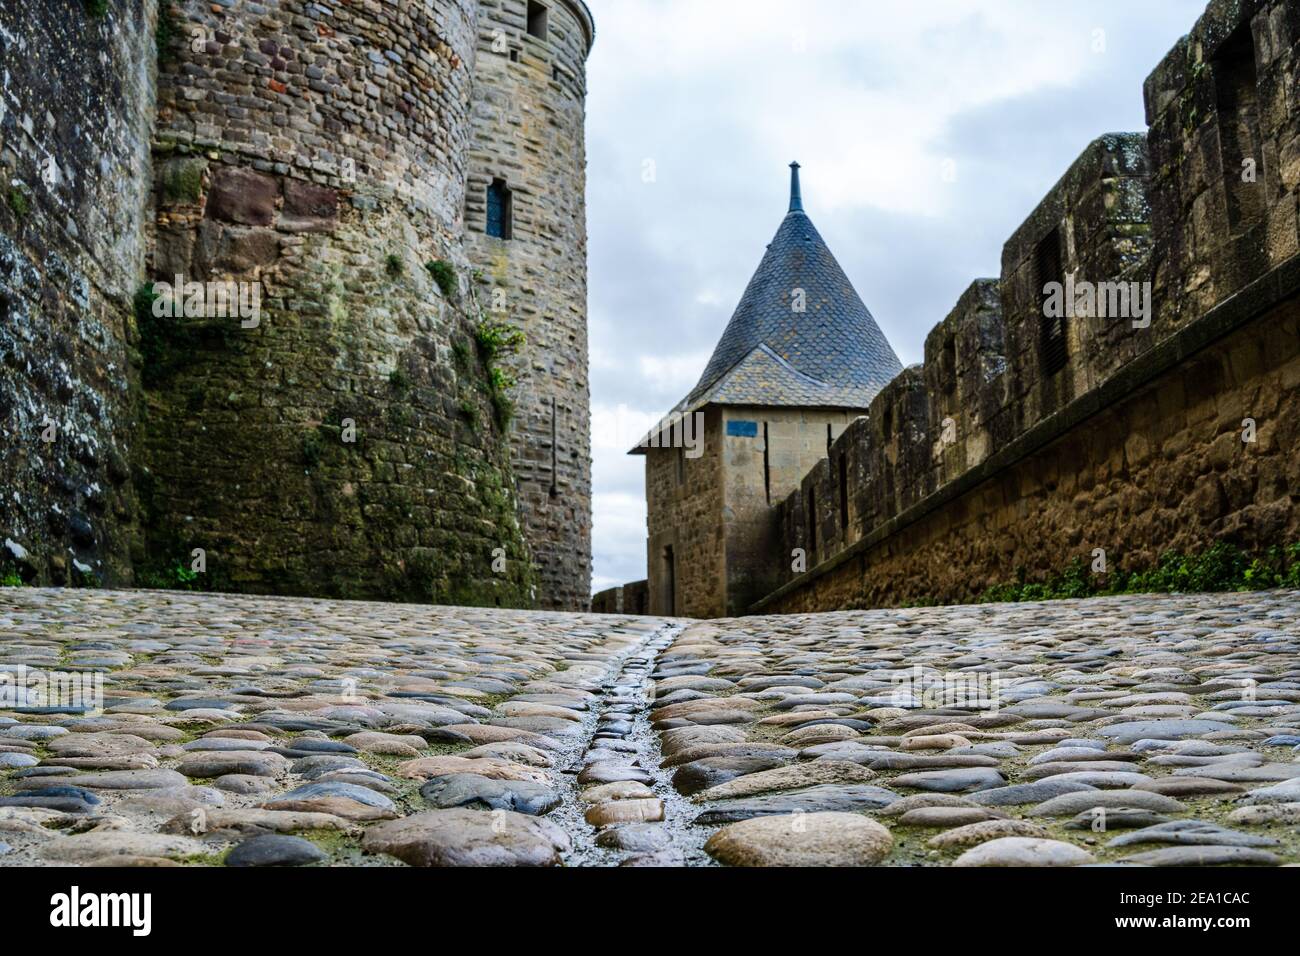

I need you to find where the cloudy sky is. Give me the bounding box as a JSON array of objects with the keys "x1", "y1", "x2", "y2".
[{"x1": 583, "y1": 0, "x2": 1207, "y2": 593}]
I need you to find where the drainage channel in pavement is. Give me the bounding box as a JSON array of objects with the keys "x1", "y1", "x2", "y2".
[{"x1": 550, "y1": 621, "x2": 714, "y2": 867}]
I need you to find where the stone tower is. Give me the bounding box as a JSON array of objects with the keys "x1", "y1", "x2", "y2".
[
  {"x1": 465, "y1": 0, "x2": 595, "y2": 611},
  {"x1": 135, "y1": 0, "x2": 547, "y2": 605},
  {"x1": 2, "y1": 0, "x2": 596, "y2": 608},
  {"x1": 633, "y1": 165, "x2": 902, "y2": 618}
]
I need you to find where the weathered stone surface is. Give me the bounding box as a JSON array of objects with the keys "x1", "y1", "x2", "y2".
[
  {"x1": 279, "y1": 180, "x2": 339, "y2": 232},
  {"x1": 161, "y1": 808, "x2": 350, "y2": 837},
  {"x1": 361, "y1": 809, "x2": 571, "y2": 867},
  {"x1": 953, "y1": 837, "x2": 1095, "y2": 867},
  {"x1": 898, "y1": 807, "x2": 1007, "y2": 828},
  {"x1": 1027, "y1": 790, "x2": 1187, "y2": 817},
  {"x1": 420, "y1": 774, "x2": 561, "y2": 816},
  {"x1": 1118, "y1": 846, "x2": 1283, "y2": 867},
  {"x1": 39, "y1": 832, "x2": 208, "y2": 864},
  {"x1": 927, "y1": 820, "x2": 1052, "y2": 849},
  {"x1": 890, "y1": 768, "x2": 1007, "y2": 793},
  {"x1": 177, "y1": 751, "x2": 289, "y2": 779},
  {"x1": 397, "y1": 756, "x2": 550, "y2": 785},
  {"x1": 583, "y1": 798, "x2": 664, "y2": 828},
  {"x1": 671, "y1": 756, "x2": 785, "y2": 795},
  {"x1": 692, "y1": 761, "x2": 877, "y2": 802},
  {"x1": 694, "y1": 784, "x2": 900, "y2": 824},
  {"x1": 207, "y1": 167, "x2": 279, "y2": 227},
  {"x1": 706, "y1": 813, "x2": 893, "y2": 867},
  {"x1": 226, "y1": 835, "x2": 326, "y2": 868},
  {"x1": 4, "y1": 586, "x2": 1300, "y2": 873}
]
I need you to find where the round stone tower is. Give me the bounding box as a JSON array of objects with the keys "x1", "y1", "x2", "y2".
[
  {"x1": 465, "y1": 0, "x2": 595, "y2": 610},
  {"x1": 139, "y1": 0, "x2": 537, "y2": 605}
]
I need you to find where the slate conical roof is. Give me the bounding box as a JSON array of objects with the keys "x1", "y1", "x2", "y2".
[{"x1": 687, "y1": 163, "x2": 902, "y2": 409}]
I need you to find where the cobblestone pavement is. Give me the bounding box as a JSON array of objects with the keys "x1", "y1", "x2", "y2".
[{"x1": 1, "y1": 588, "x2": 1298, "y2": 867}]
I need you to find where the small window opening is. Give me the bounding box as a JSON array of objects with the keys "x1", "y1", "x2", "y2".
[
  {"x1": 941, "y1": 337, "x2": 957, "y2": 394},
  {"x1": 762, "y1": 422, "x2": 771, "y2": 505},
  {"x1": 1035, "y1": 227, "x2": 1068, "y2": 377},
  {"x1": 838, "y1": 452, "x2": 849, "y2": 533},
  {"x1": 509, "y1": 48, "x2": 519, "y2": 62},
  {"x1": 1214, "y1": 24, "x2": 1264, "y2": 232},
  {"x1": 486, "y1": 178, "x2": 513, "y2": 240},
  {"x1": 662, "y1": 545, "x2": 676, "y2": 616},
  {"x1": 549, "y1": 397, "x2": 559, "y2": 499},
  {"x1": 527, "y1": 2, "x2": 549, "y2": 40},
  {"x1": 826, "y1": 423, "x2": 833, "y2": 458},
  {"x1": 807, "y1": 486, "x2": 817, "y2": 554}
]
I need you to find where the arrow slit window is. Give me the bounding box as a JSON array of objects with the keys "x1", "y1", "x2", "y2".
[{"x1": 486, "y1": 179, "x2": 513, "y2": 240}]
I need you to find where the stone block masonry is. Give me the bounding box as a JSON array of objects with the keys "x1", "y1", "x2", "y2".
[
  {"x1": 0, "y1": 1, "x2": 155, "y2": 586},
  {"x1": 465, "y1": 0, "x2": 595, "y2": 610},
  {"x1": 0, "y1": 0, "x2": 595, "y2": 608},
  {"x1": 139, "y1": 0, "x2": 534, "y2": 604},
  {"x1": 757, "y1": 0, "x2": 1300, "y2": 613}
]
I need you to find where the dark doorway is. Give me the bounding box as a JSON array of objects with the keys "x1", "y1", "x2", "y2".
[{"x1": 662, "y1": 545, "x2": 676, "y2": 616}]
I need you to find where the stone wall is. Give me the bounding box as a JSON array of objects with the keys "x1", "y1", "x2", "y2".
[
  {"x1": 721, "y1": 405, "x2": 856, "y2": 615},
  {"x1": 135, "y1": 0, "x2": 537, "y2": 604},
  {"x1": 762, "y1": 283, "x2": 1300, "y2": 612},
  {"x1": 759, "y1": 0, "x2": 1300, "y2": 613},
  {"x1": 591, "y1": 578, "x2": 648, "y2": 615},
  {"x1": 0, "y1": 0, "x2": 594, "y2": 607},
  {"x1": 465, "y1": 0, "x2": 594, "y2": 610},
  {"x1": 0, "y1": 0, "x2": 156, "y2": 586},
  {"x1": 1145, "y1": 0, "x2": 1300, "y2": 331},
  {"x1": 644, "y1": 408, "x2": 725, "y2": 619}
]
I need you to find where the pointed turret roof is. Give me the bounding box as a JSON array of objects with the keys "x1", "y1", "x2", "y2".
[
  {"x1": 632, "y1": 164, "x2": 903, "y2": 453},
  {"x1": 688, "y1": 162, "x2": 902, "y2": 407}
]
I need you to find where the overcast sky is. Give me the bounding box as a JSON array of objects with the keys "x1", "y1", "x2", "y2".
[{"x1": 583, "y1": 0, "x2": 1207, "y2": 593}]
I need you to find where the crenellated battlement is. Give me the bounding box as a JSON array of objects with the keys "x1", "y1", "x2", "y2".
[{"x1": 754, "y1": 0, "x2": 1300, "y2": 613}]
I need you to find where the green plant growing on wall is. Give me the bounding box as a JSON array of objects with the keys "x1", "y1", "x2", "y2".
[
  {"x1": 389, "y1": 366, "x2": 411, "y2": 395},
  {"x1": 475, "y1": 320, "x2": 526, "y2": 363},
  {"x1": 302, "y1": 430, "x2": 325, "y2": 468},
  {"x1": 385, "y1": 253, "x2": 404, "y2": 277},
  {"x1": 6, "y1": 186, "x2": 30, "y2": 219},
  {"x1": 0, "y1": 571, "x2": 23, "y2": 587},
  {"x1": 473, "y1": 319, "x2": 524, "y2": 431},
  {"x1": 458, "y1": 398, "x2": 479, "y2": 429},
  {"x1": 156, "y1": 2, "x2": 177, "y2": 65},
  {"x1": 977, "y1": 542, "x2": 1300, "y2": 605},
  {"x1": 451, "y1": 337, "x2": 471, "y2": 370},
  {"x1": 132, "y1": 280, "x2": 235, "y2": 386},
  {"x1": 487, "y1": 367, "x2": 516, "y2": 430},
  {"x1": 84, "y1": 0, "x2": 109, "y2": 17},
  {"x1": 425, "y1": 260, "x2": 457, "y2": 298},
  {"x1": 138, "y1": 560, "x2": 200, "y2": 591},
  {"x1": 133, "y1": 282, "x2": 166, "y2": 383}
]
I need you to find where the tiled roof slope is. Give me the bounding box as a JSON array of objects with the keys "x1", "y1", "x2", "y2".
[
  {"x1": 630, "y1": 165, "x2": 904, "y2": 454},
  {"x1": 686, "y1": 164, "x2": 903, "y2": 409}
]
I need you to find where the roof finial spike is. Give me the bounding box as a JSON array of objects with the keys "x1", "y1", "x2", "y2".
[{"x1": 788, "y1": 161, "x2": 803, "y2": 213}]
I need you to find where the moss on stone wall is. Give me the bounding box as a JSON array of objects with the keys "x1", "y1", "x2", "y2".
[{"x1": 978, "y1": 543, "x2": 1300, "y2": 605}]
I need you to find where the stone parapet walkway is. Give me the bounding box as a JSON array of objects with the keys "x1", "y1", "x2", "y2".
[{"x1": 1, "y1": 588, "x2": 1297, "y2": 867}]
